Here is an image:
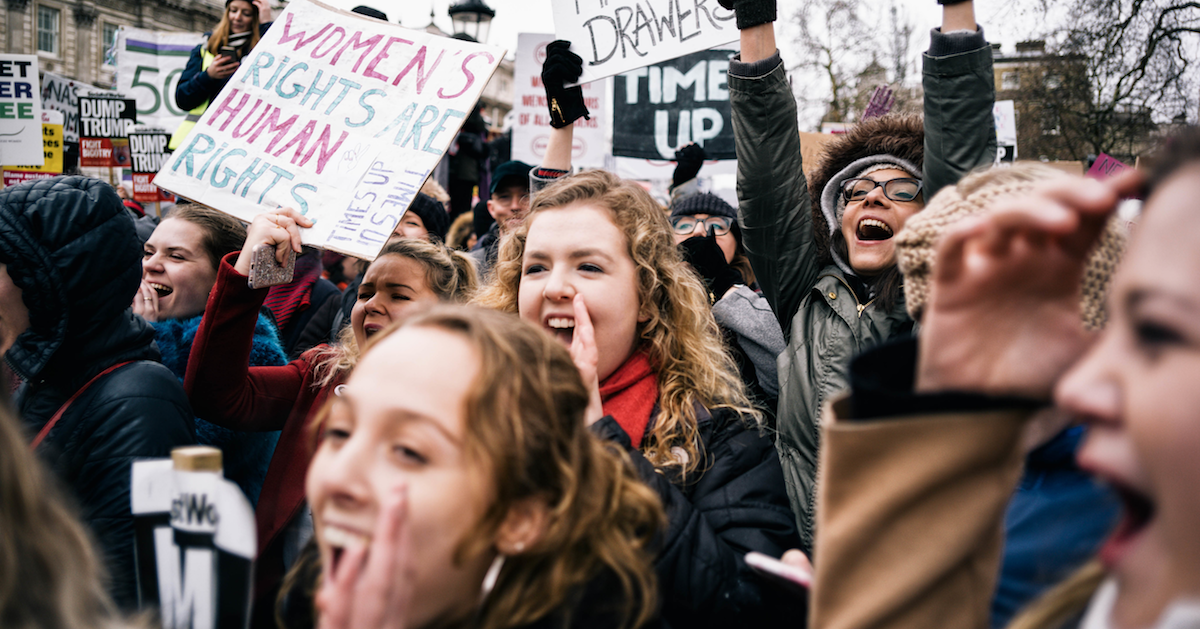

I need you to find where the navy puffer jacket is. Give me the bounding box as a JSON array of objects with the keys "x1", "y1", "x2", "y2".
[{"x1": 0, "y1": 176, "x2": 195, "y2": 609}]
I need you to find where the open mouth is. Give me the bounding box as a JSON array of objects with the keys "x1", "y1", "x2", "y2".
[
  {"x1": 856, "y1": 218, "x2": 894, "y2": 241},
  {"x1": 545, "y1": 316, "x2": 575, "y2": 345},
  {"x1": 363, "y1": 323, "x2": 383, "y2": 338},
  {"x1": 324, "y1": 524, "x2": 371, "y2": 573},
  {"x1": 147, "y1": 282, "x2": 173, "y2": 298},
  {"x1": 1099, "y1": 481, "x2": 1156, "y2": 568}
]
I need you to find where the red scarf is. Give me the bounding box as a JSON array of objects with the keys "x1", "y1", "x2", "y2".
[{"x1": 599, "y1": 351, "x2": 659, "y2": 448}]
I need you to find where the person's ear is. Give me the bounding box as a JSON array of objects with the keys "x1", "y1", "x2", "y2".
[
  {"x1": 495, "y1": 496, "x2": 549, "y2": 555},
  {"x1": 486, "y1": 200, "x2": 500, "y2": 220}
]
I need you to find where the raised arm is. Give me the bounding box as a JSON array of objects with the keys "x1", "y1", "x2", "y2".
[
  {"x1": 922, "y1": 0, "x2": 996, "y2": 200},
  {"x1": 728, "y1": 14, "x2": 818, "y2": 341},
  {"x1": 185, "y1": 207, "x2": 315, "y2": 431}
]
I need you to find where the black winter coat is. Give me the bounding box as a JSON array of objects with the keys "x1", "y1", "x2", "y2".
[
  {"x1": 0, "y1": 176, "x2": 195, "y2": 609},
  {"x1": 592, "y1": 406, "x2": 806, "y2": 629}
]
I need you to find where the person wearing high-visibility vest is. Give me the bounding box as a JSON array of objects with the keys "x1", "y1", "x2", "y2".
[{"x1": 169, "y1": 0, "x2": 271, "y2": 150}]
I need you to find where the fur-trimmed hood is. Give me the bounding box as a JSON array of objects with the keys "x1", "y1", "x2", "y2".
[{"x1": 806, "y1": 114, "x2": 925, "y2": 269}]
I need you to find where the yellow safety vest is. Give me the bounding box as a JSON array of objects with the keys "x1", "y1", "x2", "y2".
[{"x1": 168, "y1": 48, "x2": 216, "y2": 150}]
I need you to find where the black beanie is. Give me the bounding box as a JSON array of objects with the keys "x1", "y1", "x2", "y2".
[
  {"x1": 669, "y1": 192, "x2": 737, "y2": 221},
  {"x1": 407, "y1": 193, "x2": 450, "y2": 241}
]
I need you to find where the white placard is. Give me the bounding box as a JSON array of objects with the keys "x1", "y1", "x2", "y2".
[
  {"x1": 117, "y1": 27, "x2": 207, "y2": 135},
  {"x1": 553, "y1": 0, "x2": 738, "y2": 85},
  {"x1": 512, "y1": 33, "x2": 608, "y2": 168},
  {"x1": 0, "y1": 55, "x2": 43, "y2": 165},
  {"x1": 154, "y1": 0, "x2": 505, "y2": 260}
]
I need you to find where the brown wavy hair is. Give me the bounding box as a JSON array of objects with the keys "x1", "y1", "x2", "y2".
[
  {"x1": 474, "y1": 170, "x2": 758, "y2": 473},
  {"x1": 205, "y1": 0, "x2": 261, "y2": 56},
  {"x1": 312, "y1": 239, "x2": 478, "y2": 387},
  {"x1": 294, "y1": 304, "x2": 663, "y2": 629},
  {"x1": 0, "y1": 397, "x2": 144, "y2": 629}
]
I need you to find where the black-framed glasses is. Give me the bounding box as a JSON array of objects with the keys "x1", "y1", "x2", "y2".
[
  {"x1": 841, "y1": 177, "x2": 923, "y2": 203},
  {"x1": 671, "y1": 215, "x2": 733, "y2": 236}
]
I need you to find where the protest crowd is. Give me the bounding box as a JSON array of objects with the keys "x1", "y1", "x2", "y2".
[{"x1": 3, "y1": 0, "x2": 1200, "y2": 628}]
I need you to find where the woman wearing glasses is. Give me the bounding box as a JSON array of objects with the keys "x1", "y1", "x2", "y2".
[
  {"x1": 725, "y1": 0, "x2": 998, "y2": 554},
  {"x1": 670, "y1": 192, "x2": 786, "y2": 420}
]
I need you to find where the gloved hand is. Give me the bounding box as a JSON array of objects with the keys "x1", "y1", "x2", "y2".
[
  {"x1": 541, "y1": 40, "x2": 590, "y2": 129},
  {"x1": 672, "y1": 144, "x2": 707, "y2": 189},
  {"x1": 716, "y1": 0, "x2": 776, "y2": 29},
  {"x1": 679, "y1": 228, "x2": 742, "y2": 303}
]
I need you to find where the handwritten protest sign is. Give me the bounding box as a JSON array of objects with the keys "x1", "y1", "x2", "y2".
[
  {"x1": 613, "y1": 48, "x2": 733, "y2": 159},
  {"x1": 553, "y1": 0, "x2": 737, "y2": 85},
  {"x1": 1086, "y1": 153, "x2": 1130, "y2": 180},
  {"x1": 78, "y1": 94, "x2": 137, "y2": 168},
  {"x1": 130, "y1": 127, "x2": 172, "y2": 203},
  {"x1": 154, "y1": 0, "x2": 504, "y2": 260},
  {"x1": 512, "y1": 34, "x2": 607, "y2": 168},
  {"x1": 3, "y1": 110, "x2": 64, "y2": 187},
  {"x1": 0, "y1": 55, "x2": 43, "y2": 165},
  {"x1": 117, "y1": 27, "x2": 206, "y2": 135}
]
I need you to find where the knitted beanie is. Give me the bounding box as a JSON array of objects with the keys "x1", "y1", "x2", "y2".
[
  {"x1": 819, "y1": 154, "x2": 922, "y2": 276},
  {"x1": 896, "y1": 164, "x2": 1126, "y2": 330},
  {"x1": 669, "y1": 192, "x2": 737, "y2": 220},
  {"x1": 407, "y1": 192, "x2": 450, "y2": 241}
]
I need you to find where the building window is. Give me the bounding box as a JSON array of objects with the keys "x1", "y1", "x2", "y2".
[
  {"x1": 1001, "y1": 71, "x2": 1020, "y2": 91},
  {"x1": 37, "y1": 5, "x2": 60, "y2": 56},
  {"x1": 102, "y1": 23, "x2": 120, "y2": 68}
]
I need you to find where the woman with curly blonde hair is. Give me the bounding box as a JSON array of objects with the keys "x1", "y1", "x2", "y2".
[{"x1": 475, "y1": 169, "x2": 803, "y2": 629}]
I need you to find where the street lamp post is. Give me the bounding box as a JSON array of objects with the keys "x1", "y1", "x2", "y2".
[{"x1": 447, "y1": 0, "x2": 495, "y2": 43}]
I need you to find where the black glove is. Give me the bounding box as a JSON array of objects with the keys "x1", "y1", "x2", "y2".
[
  {"x1": 716, "y1": 0, "x2": 776, "y2": 29},
  {"x1": 541, "y1": 40, "x2": 590, "y2": 129},
  {"x1": 679, "y1": 228, "x2": 742, "y2": 303},
  {"x1": 672, "y1": 144, "x2": 707, "y2": 189}
]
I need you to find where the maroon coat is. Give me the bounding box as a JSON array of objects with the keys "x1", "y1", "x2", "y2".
[{"x1": 185, "y1": 253, "x2": 341, "y2": 610}]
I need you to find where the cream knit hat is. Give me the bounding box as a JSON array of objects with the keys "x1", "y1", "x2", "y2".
[{"x1": 896, "y1": 164, "x2": 1126, "y2": 330}]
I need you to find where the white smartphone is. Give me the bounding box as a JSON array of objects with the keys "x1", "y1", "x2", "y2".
[{"x1": 745, "y1": 551, "x2": 812, "y2": 594}]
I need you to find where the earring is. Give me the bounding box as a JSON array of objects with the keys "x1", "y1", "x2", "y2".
[
  {"x1": 514, "y1": 541, "x2": 526, "y2": 552},
  {"x1": 480, "y1": 554, "x2": 505, "y2": 601}
]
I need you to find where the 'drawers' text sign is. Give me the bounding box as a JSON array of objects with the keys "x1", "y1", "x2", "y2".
[
  {"x1": 553, "y1": 0, "x2": 737, "y2": 85},
  {"x1": 0, "y1": 55, "x2": 43, "y2": 165},
  {"x1": 154, "y1": 0, "x2": 504, "y2": 260},
  {"x1": 613, "y1": 48, "x2": 733, "y2": 160},
  {"x1": 512, "y1": 34, "x2": 607, "y2": 168},
  {"x1": 79, "y1": 95, "x2": 137, "y2": 167}
]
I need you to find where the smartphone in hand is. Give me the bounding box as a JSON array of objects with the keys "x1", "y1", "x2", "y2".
[
  {"x1": 745, "y1": 551, "x2": 812, "y2": 595},
  {"x1": 248, "y1": 244, "x2": 296, "y2": 289},
  {"x1": 218, "y1": 45, "x2": 241, "y2": 61}
]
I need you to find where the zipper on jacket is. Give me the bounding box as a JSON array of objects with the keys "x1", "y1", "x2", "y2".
[{"x1": 819, "y1": 274, "x2": 875, "y2": 318}]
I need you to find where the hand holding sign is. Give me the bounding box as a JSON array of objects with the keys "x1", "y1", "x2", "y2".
[
  {"x1": 542, "y1": 41, "x2": 589, "y2": 129},
  {"x1": 716, "y1": 0, "x2": 777, "y2": 29}
]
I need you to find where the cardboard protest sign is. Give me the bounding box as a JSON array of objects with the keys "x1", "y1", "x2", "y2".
[
  {"x1": 0, "y1": 55, "x2": 43, "y2": 165},
  {"x1": 154, "y1": 0, "x2": 505, "y2": 260},
  {"x1": 131, "y1": 448, "x2": 255, "y2": 629},
  {"x1": 512, "y1": 34, "x2": 607, "y2": 168},
  {"x1": 3, "y1": 110, "x2": 64, "y2": 187},
  {"x1": 1086, "y1": 153, "x2": 1130, "y2": 180},
  {"x1": 130, "y1": 127, "x2": 172, "y2": 203},
  {"x1": 613, "y1": 48, "x2": 733, "y2": 160},
  {"x1": 79, "y1": 94, "x2": 137, "y2": 167},
  {"x1": 553, "y1": 0, "x2": 738, "y2": 85},
  {"x1": 117, "y1": 28, "x2": 206, "y2": 136},
  {"x1": 41, "y1": 72, "x2": 114, "y2": 144}
]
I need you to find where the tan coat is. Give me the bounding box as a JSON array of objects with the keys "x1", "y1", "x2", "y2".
[{"x1": 810, "y1": 395, "x2": 1033, "y2": 629}]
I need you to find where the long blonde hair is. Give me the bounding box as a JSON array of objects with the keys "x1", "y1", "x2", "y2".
[
  {"x1": 205, "y1": 0, "x2": 261, "y2": 56},
  {"x1": 1006, "y1": 561, "x2": 1105, "y2": 629},
  {"x1": 0, "y1": 399, "x2": 142, "y2": 629},
  {"x1": 475, "y1": 170, "x2": 758, "y2": 473},
  {"x1": 311, "y1": 239, "x2": 478, "y2": 387}
]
